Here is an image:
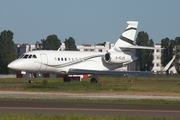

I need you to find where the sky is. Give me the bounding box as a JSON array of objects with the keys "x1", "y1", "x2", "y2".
[{"x1": 0, "y1": 0, "x2": 179, "y2": 45}]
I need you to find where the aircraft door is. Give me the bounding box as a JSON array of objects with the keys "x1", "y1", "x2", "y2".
[{"x1": 40, "y1": 53, "x2": 48, "y2": 71}]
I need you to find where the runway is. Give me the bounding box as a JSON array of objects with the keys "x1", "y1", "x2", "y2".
[
  {"x1": 1, "y1": 91, "x2": 180, "y2": 100},
  {"x1": 0, "y1": 101, "x2": 180, "y2": 118}
]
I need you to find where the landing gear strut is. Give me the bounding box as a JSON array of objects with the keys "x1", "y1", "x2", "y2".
[
  {"x1": 63, "y1": 75, "x2": 71, "y2": 82},
  {"x1": 90, "y1": 74, "x2": 98, "y2": 83},
  {"x1": 28, "y1": 73, "x2": 34, "y2": 83}
]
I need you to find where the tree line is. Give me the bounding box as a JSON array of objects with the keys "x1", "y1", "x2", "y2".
[
  {"x1": 35, "y1": 35, "x2": 77, "y2": 51},
  {"x1": 136, "y1": 31, "x2": 180, "y2": 74},
  {"x1": 0, "y1": 30, "x2": 179, "y2": 74}
]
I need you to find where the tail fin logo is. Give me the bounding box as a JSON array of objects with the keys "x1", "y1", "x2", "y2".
[
  {"x1": 120, "y1": 27, "x2": 137, "y2": 45},
  {"x1": 109, "y1": 21, "x2": 138, "y2": 52}
]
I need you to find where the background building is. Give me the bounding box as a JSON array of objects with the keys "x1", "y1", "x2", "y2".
[
  {"x1": 15, "y1": 43, "x2": 36, "y2": 55},
  {"x1": 151, "y1": 44, "x2": 176, "y2": 74}
]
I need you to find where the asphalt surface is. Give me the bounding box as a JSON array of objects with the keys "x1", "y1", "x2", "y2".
[
  {"x1": 0, "y1": 101, "x2": 180, "y2": 118},
  {"x1": 0, "y1": 82, "x2": 180, "y2": 118}
]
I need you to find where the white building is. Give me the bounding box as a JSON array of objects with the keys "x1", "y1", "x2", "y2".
[
  {"x1": 152, "y1": 44, "x2": 163, "y2": 73},
  {"x1": 151, "y1": 44, "x2": 176, "y2": 74},
  {"x1": 60, "y1": 41, "x2": 113, "y2": 52}
]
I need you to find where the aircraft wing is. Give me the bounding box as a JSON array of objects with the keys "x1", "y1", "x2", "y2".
[
  {"x1": 120, "y1": 46, "x2": 164, "y2": 50},
  {"x1": 68, "y1": 69, "x2": 152, "y2": 75}
]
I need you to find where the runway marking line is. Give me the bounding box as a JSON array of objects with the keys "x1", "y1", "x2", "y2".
[{"x1": 1, "y1": 107, "x2": 180, "y2": 113}]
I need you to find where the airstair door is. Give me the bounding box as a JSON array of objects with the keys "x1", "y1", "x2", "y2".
[{"x1": 40, "y1": 53, "x2": 48, "y2": 71}]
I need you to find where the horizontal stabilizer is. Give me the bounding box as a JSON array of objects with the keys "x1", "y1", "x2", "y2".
[{"x1": 120, "y1": 46, "x2": 164, "y2": 50}]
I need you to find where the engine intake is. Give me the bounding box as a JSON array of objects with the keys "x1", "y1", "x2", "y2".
[
  {"x1": 104, "y1": 52, "x2": 111, "y2": 62},
  {"x1": 104, "y1": 52, "x2": 132, "y2": 64}
]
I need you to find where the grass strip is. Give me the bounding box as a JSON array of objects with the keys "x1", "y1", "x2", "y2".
[
  {"x1": 0, "y1": 98, "x2": 180, "y2": 105},
  {"x1": 1, "y1": 80, "x2": 180, "y2": 93},
  {"x1": 0, "y1": 113, "x2": 179, "y2": 120},
  {"x1": 0, "y1": 76, "x2": 180, "y2": 83}
]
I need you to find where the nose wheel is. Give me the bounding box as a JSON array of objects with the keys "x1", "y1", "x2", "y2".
[
  {"x1": 28, "y1": 73, "x2": 34, "y2": 83},
  {"x1": 28, "y1": 79, "x2": 34, "y2": 83}
]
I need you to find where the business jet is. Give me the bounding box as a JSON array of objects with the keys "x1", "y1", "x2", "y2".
[{"x1": 8, "y1": 21, "x2": 170, "y2": 83}]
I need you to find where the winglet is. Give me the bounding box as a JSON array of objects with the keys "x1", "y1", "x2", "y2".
[{"x1": 161, "y1": 56, "x2": 175, "y2": 72}]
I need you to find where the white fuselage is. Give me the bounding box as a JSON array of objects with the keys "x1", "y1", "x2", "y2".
[
  {"x1": 7, "y1": 21, "x2": 143, "y2": 76},
  {"x1": 8, "y1": 50, "x2": 136, "y2": 74}
]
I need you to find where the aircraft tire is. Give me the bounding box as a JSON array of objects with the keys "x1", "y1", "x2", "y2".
[
  {"x1": 28, "y1": 80, "x2": 33, "y2": 83},
  {"x1": 63, "y1": 76, "x2": 71, "y2": 82},
  {"x1": 90, "y1": 78, "x2": 98, "y2": 83}
]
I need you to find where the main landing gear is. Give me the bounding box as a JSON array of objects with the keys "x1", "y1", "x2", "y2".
[
  {"x1": 63, "y1": 75, "x2": 71, "y2": 82},
  {"x1": 90, "y1": 74, "x2": 98, "y2": 83}
]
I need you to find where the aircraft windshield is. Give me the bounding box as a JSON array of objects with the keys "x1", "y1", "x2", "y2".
[
  {"x1": 19, "y1": 54, "x2": 24, "y2": 58},
  {"x1": 23, "y1": 54, "x2": 29, "y2": 58},
  {"x1": 19, "y1": 54, "x2": 37, "y2": 59}
]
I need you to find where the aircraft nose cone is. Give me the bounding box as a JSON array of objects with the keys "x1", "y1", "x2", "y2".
[
  {"x1": 8, "y1": 60, "x2": 20, "y2": 70},
  {"x1": 8, "y1": 62, "x2": 16, "y2": 69}
]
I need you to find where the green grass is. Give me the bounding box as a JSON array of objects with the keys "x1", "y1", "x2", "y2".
[
  {"x1": 94, "y1": 75, "x2": 180, "y2": 82},
  {"x1": 0, "y1": 78, "x2": 62, "y2": 83},
  {"x1": 0, "y1": 76, "x2": 180, "y2": 83},
  {"x1": 0, "y1": 76, "x2": 180, "y2": 93},
  {"x1": 1, "y1": 79, "x2": 180, "y2": 93},
  {"x1": 0, "y1": 97, "x2": 180, "y2": 105},
  {"x1": 0, "y1": 113, "x2": 179, "y2": 120}
]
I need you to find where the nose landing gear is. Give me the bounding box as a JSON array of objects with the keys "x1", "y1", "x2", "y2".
[{"x1": 28, "y1": 73, "x2": 34, "y2": 83}]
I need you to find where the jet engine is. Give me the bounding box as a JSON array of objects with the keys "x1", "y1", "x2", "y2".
[{"x1": 103, "y1": 52, "x2": 132, "y2": 64}]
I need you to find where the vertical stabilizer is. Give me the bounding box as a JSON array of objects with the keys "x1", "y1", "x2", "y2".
[{"x1": 109, "y1": 21, "x2": 138, "y2": 52}]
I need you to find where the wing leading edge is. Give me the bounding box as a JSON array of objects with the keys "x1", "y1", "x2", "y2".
[{"x1": 68, "y1": 69, "x2": 152, "y2": 75}]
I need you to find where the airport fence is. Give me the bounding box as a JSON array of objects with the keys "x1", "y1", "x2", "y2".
[{"x1": 0, "y1": 74, "x2": 16, "y2": 78}]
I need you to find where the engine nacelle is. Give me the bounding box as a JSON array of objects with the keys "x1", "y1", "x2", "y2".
[{"x1": 104, "y1": 52, "x2": 133, "y2": 64}]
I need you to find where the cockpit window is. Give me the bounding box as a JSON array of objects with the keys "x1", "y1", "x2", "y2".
[
  {"x1": 19, "y1": 54, "x2": 37, "y2": 59},
  {"x1": 28, "y1": 54, "x2": 32, "y2": 58},
  {"x1": 19, "y1": 54, "x2": 24, "y2": 58},
  {"x1": 32, "y1": 55, "x2": 37, "y2": 58},
  {"x1": 23, "y1": 54, "x2": 29, "y2": 58}
]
